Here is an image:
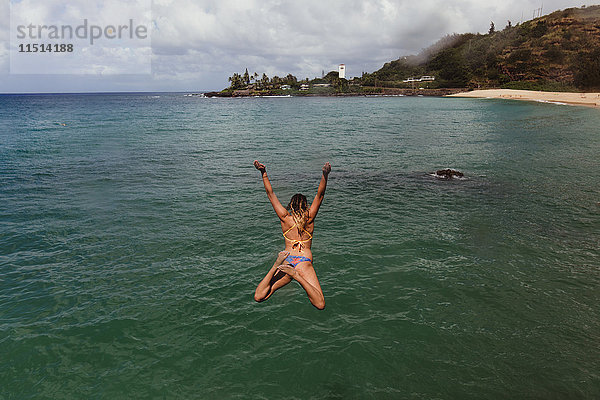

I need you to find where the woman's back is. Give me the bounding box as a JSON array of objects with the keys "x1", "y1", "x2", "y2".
[{"x1": 280, "y1": 214, "x2": 314, "y2": 256}]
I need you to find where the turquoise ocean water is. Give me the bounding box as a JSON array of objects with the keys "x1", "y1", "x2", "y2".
[{"x1": 1, "y1": 93, "x2": 599, "y2": 399}]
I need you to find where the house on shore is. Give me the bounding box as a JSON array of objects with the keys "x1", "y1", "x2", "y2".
[{"x1": 403, "y1": 76, "x2": 435, "y2": 83}]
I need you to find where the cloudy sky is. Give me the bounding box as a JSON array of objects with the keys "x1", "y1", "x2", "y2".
[{"x1": 0, "y1": 0, "x2": 584, "y2": 93}]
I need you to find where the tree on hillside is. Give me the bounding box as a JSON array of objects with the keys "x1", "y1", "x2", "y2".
[
  {"x1": 284, "y1": 74, "x2": 298, "y2": 86},
  {"x1": 323, "y1": 71, "x2": 339, "y2": 83},
  {"x1": 489, "y1": 21, "x2": 495, "y2": 34},
  {"x1": 429, "y1": 47, "x2": 470, "y2": 87},
  {"x1": 330, "y1": 76, "x2": 348, "y2": 92},
  {"x1": 531, "y1": 21, "x2": 548, "y2": 38},
  {"x1": 574, "y1": 47, "x2": 600, "y2": 88}
]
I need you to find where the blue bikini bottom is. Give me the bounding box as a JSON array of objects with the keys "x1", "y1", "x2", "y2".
[{"x1": 285, "y1": 255, "x2": 312, "y2": 267}]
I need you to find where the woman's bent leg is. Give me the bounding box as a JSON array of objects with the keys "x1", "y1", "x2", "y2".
[
  {"x1": 254, "y1": 251, "x2": 292, "y2": 302},
  {"x1": 278, "y1": 263, "x2": 325, "y2": 310}
]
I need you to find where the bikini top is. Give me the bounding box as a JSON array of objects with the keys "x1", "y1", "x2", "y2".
[{"x1": 282, "y1": 223, "x2": 313, "y2": 252}]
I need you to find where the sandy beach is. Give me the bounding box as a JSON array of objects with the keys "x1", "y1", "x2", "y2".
[{"x1": 448, "y1": 89, "x2": 600, "y2": 108}]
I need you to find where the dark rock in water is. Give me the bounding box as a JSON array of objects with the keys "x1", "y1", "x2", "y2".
[{"x1": 434, "y1": 169, "x2": 464, "y2": 179}]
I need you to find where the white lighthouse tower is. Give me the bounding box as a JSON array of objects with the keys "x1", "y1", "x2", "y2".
[{"x1": 338, "y1": 64, "x2": 346, "y2": 79}]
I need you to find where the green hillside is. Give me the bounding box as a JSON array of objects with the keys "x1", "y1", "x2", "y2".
[{"x1": 361, "y1": 5, "x2": 600, "y2": 91}]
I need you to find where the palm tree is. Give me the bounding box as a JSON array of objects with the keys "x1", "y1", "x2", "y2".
[{"x1": 228, "y1": 73, "x2": 243, "y2": 89}]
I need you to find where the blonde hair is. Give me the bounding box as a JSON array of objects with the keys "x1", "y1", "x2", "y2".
[{"x1": 287, "y1": 193, "x2": 308, "y2": 233}]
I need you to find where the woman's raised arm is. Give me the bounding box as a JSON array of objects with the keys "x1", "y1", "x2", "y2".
[
  {"x1": 254, "y1": 160, "x2": 288, "y2": 220},
  {"x1": 309, "y1": 162, "x2": 331, "y2": 222}
]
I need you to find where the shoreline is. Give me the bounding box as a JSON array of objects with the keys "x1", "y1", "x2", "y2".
[
  {"x1": 202, "y1": 88, "x2": 466, "y2": 98},
  {"x1": 447, "y1": 89, "x2": 600, "y2": 109}
]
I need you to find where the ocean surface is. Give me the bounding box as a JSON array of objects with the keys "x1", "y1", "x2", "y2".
[{"x1": 1, "y1": 93, "x2": 599, "y2": 399}]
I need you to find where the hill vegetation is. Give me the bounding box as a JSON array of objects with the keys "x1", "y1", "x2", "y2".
[{"x1": 361, "y1": 5, "x2": 600, "y2": 91}]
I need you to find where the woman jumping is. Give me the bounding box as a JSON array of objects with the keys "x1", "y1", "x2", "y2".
[{"x1": 253, "y1": 160, "x2": 331, "y2": 310}]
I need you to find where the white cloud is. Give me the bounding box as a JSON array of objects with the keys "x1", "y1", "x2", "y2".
[{"x1": 0, "y1": 0, "x2": 584, "y2": 92}]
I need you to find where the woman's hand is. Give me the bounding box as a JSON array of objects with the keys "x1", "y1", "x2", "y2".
[
  {"x1": 277, "y1": 264, "x2": 298, "y2": 279},
  {"x1": 254, "y1": 160, "x2": 266, "y2": 173},
  {"x1": 322, "y1": 162, "x2": 331, "y2": 177}
]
